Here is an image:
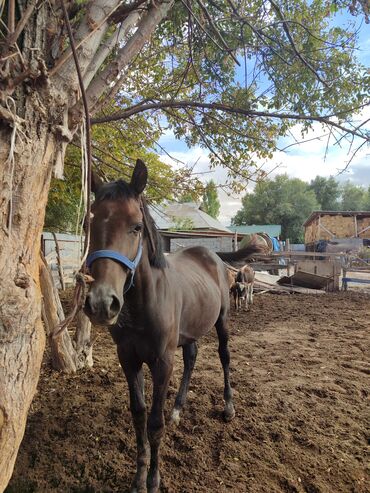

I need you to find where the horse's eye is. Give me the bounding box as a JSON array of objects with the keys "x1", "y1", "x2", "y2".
[{"x1": 133, "y1": 224, "x2": 142, "y2": 234}]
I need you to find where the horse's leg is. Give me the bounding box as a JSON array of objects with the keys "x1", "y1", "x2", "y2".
[
  {"x1": 118, "y1": 348, "x2": 149, "y2": 493},
  {"x1": 147, "y1": 354, "x2": 174, "y2": 493},
  {"x1": 244, "y1": 293, "x2": 248, "y2": 311},
  {"x1": 215, "y1": 312, "x2": 235, "y2": 422},
  {"x1": 170, "y1": 342, "x2": 198, "y2": 426},
  {"x1": 250, "y1": 282, "x2": 254, "y2": 304}
]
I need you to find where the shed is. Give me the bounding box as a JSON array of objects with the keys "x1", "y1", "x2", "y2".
[
  {"x1": 150, "y1": 203, "x2": 237, "y2": 253},
  {"x1": 303, "y1": 211, "x2": 370, "y2": 246},
  {"x1": 227, "y1": 224, "x2": 281, "y2": 238}
]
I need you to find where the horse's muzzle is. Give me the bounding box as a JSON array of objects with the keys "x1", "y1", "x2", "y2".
[{"x1": 84, "y1": 284, "x2": 122, "y2": 325}]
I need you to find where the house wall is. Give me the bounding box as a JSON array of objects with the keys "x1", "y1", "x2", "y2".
[{"x1": 170, "y1": 236, "x2": 233, "y2": 253}]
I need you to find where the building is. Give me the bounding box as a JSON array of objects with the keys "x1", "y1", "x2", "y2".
[
  {"x1": 303, "y1": 211, "x2": 370, "y2": 250},
  {"x1": 150, "y1": 202, "x2": 237, "y2": 253},
  {"x1": 227, "y1": 224, "x2": 282, "y2": 238}
]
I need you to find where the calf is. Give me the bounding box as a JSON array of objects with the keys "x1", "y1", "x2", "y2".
[
  {"x1": 234, "y1": 264, "x2": 255, "y2": 310},
  {"x1": 230, "y1": 281, "x2": 247, "y2": 310}
]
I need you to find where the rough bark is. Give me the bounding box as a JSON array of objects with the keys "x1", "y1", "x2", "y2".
[{"x1": 0, "y1": 124, "x2": 57, "y2": 490}]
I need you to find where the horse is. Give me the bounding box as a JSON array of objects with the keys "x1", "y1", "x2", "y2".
[
  {"x1": 234, "y1": 264, "x2": 255, "y2": 310},
  {"x1": 83, "y1": 159, "x2": 265, "y2": 493}
]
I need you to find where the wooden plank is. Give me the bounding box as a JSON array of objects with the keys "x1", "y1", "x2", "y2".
[{"x1": 278, "y1": 271, "x2": 332, "y2": 290}]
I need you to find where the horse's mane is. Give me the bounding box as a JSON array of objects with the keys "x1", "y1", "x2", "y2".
[{"x1": 95, "y1": 180, "x2": 167, "y2": 269}]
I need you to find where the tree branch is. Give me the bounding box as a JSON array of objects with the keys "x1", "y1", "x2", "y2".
[
  {"x1": 51, "y1": 0, "x2": 123, "y2": 82},
  {"x1": 268, "y1": 0, "x2": 330, "y2": 88},
  {"x1": 6, "y1": 0, "x2": 37, "y2": 46},
  {"x1": 71, "y1": 0, "x2": 174, "y2": 118},
  {"x1": 91, "y1": 99, "x2": 370, "y2": 141},
  {"x1": 83, "y1": 10, "x2": 140, "y2": 87},
  {"x1": 109, "y1": 0, "x2": 148, "y2": 24}
]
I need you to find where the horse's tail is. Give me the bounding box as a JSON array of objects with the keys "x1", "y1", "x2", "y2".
[{"x1": 216, "y1": 242, "x2": 267, "y2": 262}]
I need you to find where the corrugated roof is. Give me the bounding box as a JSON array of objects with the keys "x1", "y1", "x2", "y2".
[
  {"x1": 149, "y1": 202, "x2": 231, "y2": 233},
  {"x1": 303, "y1": 210, "x2": 370, "y2": 227},
  {"x1": 227, "y1": 224, "x2": 281, "y2": 237}
]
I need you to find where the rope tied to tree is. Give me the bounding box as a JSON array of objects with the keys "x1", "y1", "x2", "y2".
[{"x1": 54, "y1": 0, "x2": 93, "y2": 336}]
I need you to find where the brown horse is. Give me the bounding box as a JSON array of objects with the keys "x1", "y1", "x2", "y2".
[{"x1": 84, "y1": 160, "x2": 265, "y2": 493}]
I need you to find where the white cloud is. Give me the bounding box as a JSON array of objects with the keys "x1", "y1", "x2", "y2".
[{"x1": 159, "y1": 113, "x2": 370, "y2": 226}]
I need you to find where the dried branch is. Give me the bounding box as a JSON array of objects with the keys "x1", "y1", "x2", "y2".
[
  {"x1": 6, "y1": 0, "x2": 37, "y2": 46},
  {"x1": 8, "y1": 0, "x2": 15, "y2": 32}
]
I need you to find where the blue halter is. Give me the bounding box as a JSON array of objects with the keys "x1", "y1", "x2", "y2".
[{"x1": 86, "y1": 241, "x2": 143, "y2": 294}]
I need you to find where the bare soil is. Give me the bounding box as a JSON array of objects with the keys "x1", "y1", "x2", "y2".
[{"x1": 7, "y1": 292, "x2": 370, "y2": 493}]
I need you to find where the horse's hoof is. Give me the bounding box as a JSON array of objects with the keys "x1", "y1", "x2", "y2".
[
  {"x1": 170, "y1": 408, "x2": 181, "y2": 426},
  {"x1": 147, "y1": 469, "x2": 160, "y2": 493},
  {"x1": 130, "y1": 486, "x2": 146, "y2": 493},
  {"x1": 223, "y1": 403, "x2": 235, "y2": 422},
  {"x1": 130, "y1": 479, "x2": 147, "y2": 493}
]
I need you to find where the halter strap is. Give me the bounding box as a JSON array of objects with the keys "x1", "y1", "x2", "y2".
[{"x1": 86, "y1": 241, "x2": 143, "y2": 294}]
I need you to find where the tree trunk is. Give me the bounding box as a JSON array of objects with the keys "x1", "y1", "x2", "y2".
[
  {"x1": 0, "y1": 1, "x2": 173, "y2": 489},
  {"x1": 0, "y1": 125, "x2": 58, "y2": 491}
]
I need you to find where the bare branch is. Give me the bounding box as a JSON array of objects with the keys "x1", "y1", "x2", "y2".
[
  {"x1": 6, "y1": 0, "x2": 37, "y2": 46},
  {"x1": 91, "y1": 99, "x2": 370, "y2": 141},
  {"x1": 8, "y1": 0, "x2": 15, "y2": 32}
]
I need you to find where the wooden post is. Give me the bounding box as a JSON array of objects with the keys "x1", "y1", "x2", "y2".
[
  {"x1": 234, "y1": 231, "x2": 238, "y2": 252},
  {"x1": 39, "y1": 254, "x2": 78, "y2": 372},
  {"x1": 52, "y1": 232, "x2": 65, "y2": 290},
  {"x1": 286, "y1": 239, "x2": 291, "y2": 276}
]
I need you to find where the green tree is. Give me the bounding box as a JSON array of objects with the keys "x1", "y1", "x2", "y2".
[
  {"x1": 232, "y1": 175, "x2": 319, "y2": 242},
  {"x1": 340, "y1": 182, "x2": 367, "y2": 210},
  {"x1": 200, "y1": 180, "x2": 221, "y2": 219},
  {"x1": 309, "y1": 176, "x2": 341, "y2": 210},
  {"x1": 1, "y1": 1, "x2": 370, "y2": 486}
]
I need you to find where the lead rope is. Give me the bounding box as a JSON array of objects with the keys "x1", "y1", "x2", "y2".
[{"x1": 53, "y1": 0, "x2": 93, "y2": 338}]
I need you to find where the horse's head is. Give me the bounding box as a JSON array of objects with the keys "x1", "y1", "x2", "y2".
[{"x1": 84, "y1": 159, "x2": 148, "y2": 325}]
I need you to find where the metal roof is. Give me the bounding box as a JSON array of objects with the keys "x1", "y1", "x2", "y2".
[
  {"x1": 227, "y1": 224, "x2": 281, "y2": 237},
  {"x1": 149, "y1": 202, "x2": 231, "y2": 233},
  {"x1": 303, "y1": 210, "x2": 370, "y2": 227}
]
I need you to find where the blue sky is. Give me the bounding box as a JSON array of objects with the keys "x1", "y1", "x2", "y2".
[{"x1": 157, "y1": 8, "x2": 370, "y2": 225}]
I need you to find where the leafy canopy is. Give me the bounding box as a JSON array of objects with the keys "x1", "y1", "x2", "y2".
[
  {"x1": 232, "y1": 175, "x2": 370, "y2": 243},
  {"x1": 232, "y1": 174, "x2": 320, "y2": 242}
]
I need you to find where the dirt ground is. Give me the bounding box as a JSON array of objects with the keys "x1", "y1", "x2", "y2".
[{"x1": 7, "y1": 292, "x2": 369, "y2": 493}]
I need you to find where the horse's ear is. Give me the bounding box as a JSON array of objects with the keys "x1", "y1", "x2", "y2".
[
  {"x1": 130, "y1": 159, "x2": 148, "y2": 194},
  {"x1": 91, "y1": 171, "x2": 104, "y2": 194}
]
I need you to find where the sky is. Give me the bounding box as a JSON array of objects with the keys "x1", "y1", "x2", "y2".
[{"x1": 156, "y1": 8, "x2": 370, "y2": 226}]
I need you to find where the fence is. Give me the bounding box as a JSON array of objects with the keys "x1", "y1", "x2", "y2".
[{"x1": 41, "y1": 232, "x2": 82, "y2": 288}]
